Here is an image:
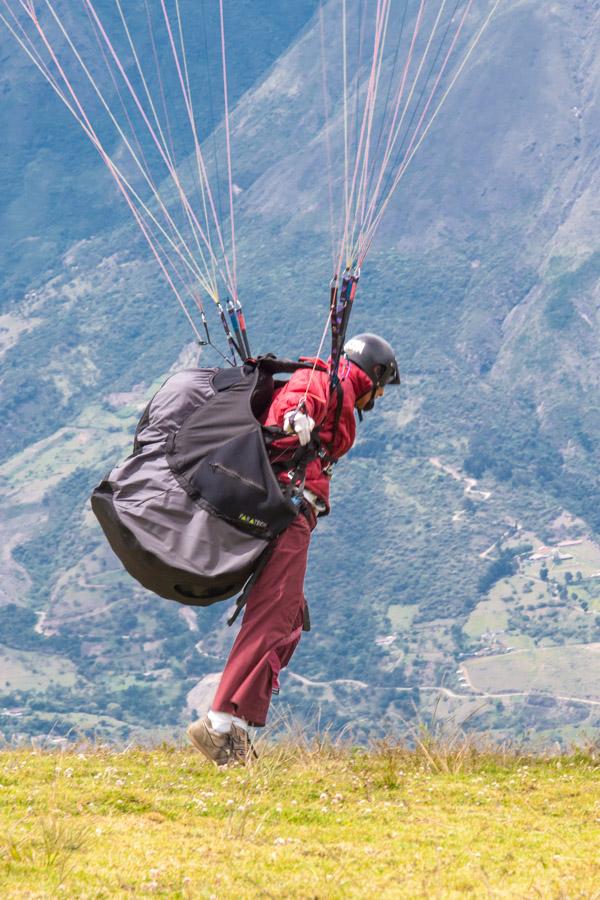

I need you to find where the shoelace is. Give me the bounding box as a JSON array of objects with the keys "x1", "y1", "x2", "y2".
[{"x1": 230, "y1": 729, "x2": 257, "y2": 763}]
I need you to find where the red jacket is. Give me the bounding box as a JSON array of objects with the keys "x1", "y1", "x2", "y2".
[{"x1": 263, "y1": 359, "x2": 373, "y2": 511}]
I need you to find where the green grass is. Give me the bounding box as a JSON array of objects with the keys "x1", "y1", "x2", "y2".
[
  {"x1": 387, "y1": 603, "x2": 418, "y2": 631},
  {"x1": 464, "y1": 597, "x2": 509, "y2": 637},
  {"x1": 1, "y1": 741, "x2": 599, "y2": 897}
]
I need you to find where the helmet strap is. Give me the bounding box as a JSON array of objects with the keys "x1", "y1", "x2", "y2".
[{"x1": 361, "y1": 385, "x2": 379, "y2": 414}]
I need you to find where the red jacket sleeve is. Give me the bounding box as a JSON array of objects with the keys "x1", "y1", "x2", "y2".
[{"x1": 265, "y1": 368, "x2": 331, "y2": 429}]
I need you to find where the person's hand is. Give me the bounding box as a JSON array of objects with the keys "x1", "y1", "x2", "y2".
[{"x1": 283, "y1": 409, "x2": 315, "y2": 446}]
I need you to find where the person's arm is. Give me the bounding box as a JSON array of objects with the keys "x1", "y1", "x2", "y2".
[{"x1": 273, "y1": 374, "x2": 330, "y2": 446}]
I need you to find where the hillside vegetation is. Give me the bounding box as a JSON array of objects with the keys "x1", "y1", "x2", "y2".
[
  {"x1": 1, "y1": 740, "x2": 599, "y2": 897},
  {"x1": 2, "y1": 0, "x2": 600, "y2": 743}
]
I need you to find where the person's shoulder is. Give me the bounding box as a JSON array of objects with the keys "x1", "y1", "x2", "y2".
[
  {"x1": 292, "y1": 360, "x2": 330, "y2": 389},
  {"x1": 297, "y1": 357, "x2": 329, "y2": 376}
]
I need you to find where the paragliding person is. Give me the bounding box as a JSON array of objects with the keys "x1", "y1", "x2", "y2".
[{"x1": 187, "y1": 333, "x2": 400, "y2": 765}]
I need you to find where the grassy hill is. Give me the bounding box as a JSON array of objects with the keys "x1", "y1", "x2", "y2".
[{"x1": 1, "y1": 739, "x2": 599, "y2": 897}]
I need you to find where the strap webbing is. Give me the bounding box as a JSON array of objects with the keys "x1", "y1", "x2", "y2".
[{"x1": 227, "y1": 541, "x2": 275, "y2": 626}]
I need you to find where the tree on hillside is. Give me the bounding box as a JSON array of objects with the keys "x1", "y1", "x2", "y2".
[{"x1": 478, "y1": 551, "x2": 519, "y2": 595}]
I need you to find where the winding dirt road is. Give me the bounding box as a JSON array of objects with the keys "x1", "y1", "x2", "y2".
[{"x1": 288, "y1": 669, "x2": 600, "y2": 708}]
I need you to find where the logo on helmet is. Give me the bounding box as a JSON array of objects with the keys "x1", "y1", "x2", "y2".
[{"x1": 344, "y1": 338, "x2": 366, "y2": 354}]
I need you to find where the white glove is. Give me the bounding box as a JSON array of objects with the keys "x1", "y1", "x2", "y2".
[{"x1": 283, "y1": 409, "x2": 315, "y2": 446}]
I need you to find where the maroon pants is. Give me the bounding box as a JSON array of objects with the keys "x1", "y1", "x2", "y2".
[{"x1": 211, "y1": 509, "x2": 316, "y2": 727}]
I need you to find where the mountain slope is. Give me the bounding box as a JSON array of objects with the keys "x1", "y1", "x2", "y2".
[{"x1": 1, "y1": 0, "x2": 600, "y2": 744}]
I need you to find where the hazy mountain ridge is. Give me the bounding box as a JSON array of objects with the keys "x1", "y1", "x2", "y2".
[{"x1": 1, "y1": 0, "x2": 600, "y2": 744}]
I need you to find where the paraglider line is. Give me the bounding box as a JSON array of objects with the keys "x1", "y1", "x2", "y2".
[
  {"x1": 156, "y1": 0, "x2": 236, "y2": 297},
  {"x1": 90, "y1": 0, "x2": 211, "y2": 275},
  {"x1": 341, "y1": 0, "x2": 350, "y2": 264},
  {"x1": 359, "y1": 0, "x2": 497, "y2": 259},
  {"x1": 367, "y1": 0, "x2": 462, "y2": 233},
  {"x1": 82, "y1": 0, "x2": 230, "y2": 294},
  {"x1": 15, "y1": 0, "x2": 211, "y2": 338},
  {"x1": 318, "y1": 0, "x2": 336, "y2": 271},
  {"x1": 36, "y1": 0, "x2": 220, "y2": 296},
  {"x1": 4, "y1": 0, "x2": 241, "y2": 352},
  {"x1": 219, "y1": 0, "x2": 238, "y2": 301},
  {"x1": 201, "y1": 0, "x2": 225, "y2": 230},
  {"x1": 360, "y1": 0, "x2": 462, "y2": 246},
  {"x1": 300, "y1": 309, "x2": 333, "y2": 408},
  {"x1": 364, "y1": 0, "x2": 408, "y2": 213},
  {"x1": 173, "y1": 0, "x2": 220, "y2": 298},
  {"x1": 355, "y1": 0, "x2": 427, "y2": 250},
  {"x1": 348, "y1": 0, "x2": 393, "y2": 254}
]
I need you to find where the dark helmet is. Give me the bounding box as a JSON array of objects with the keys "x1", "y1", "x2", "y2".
[{"x1": 344, "y1": 333, "x2": 401, "y2": 389}]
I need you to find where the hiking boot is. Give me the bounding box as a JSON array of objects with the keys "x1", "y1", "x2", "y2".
[
  {"x1": 230, "y1": 723, "x2": 258, "y2": 766},
  {"x1": 187, "y1": 717, "x2": 232, "y2": 766}
]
